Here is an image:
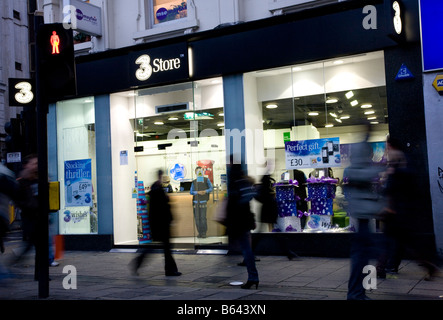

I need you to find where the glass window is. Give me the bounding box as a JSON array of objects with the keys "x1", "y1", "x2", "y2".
[
  {"x1": 245, "y1": 51, "x2": 388, "y2": 233},
  {"x1": 111, "y1": 77, "x2": 227, "y2": 246},
  {"x1": 56, "y1": 97, "x2": 98, "y2": 235},
  {"x1": 153, "y1": 0, "x2": 187, "y2": 25}
]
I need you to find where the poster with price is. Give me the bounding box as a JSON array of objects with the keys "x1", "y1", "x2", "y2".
[
  {"x1": 285, "y1": 138, "x2": 341, "y2": 169},
  {"x1": 64, "y1": 159, "x2": 93, "y2": 207}
]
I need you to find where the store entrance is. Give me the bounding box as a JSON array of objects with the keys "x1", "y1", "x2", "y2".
[{"x1": 123, "y1": 78, "x2": 228, "y2": 249}]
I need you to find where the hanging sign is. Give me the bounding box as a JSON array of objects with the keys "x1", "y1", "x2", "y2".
[
  {"x1": 285, "y1": 138, "x2": 341, "y2": 170},
  {"x1": 64, "y1": 159, "x2": 93, "y2": 207},
  {"x1": 8, "y1": 78, "x2": 35, "y2": 107}
]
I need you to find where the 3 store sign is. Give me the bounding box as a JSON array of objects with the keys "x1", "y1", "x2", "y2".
[{"x1": 135, "y1": 53, "x2": 183, "y2": 81}]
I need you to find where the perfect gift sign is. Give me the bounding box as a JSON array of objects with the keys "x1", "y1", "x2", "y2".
[{"x1": 285, "y1": 138, "x2": 341, "y2": 169}]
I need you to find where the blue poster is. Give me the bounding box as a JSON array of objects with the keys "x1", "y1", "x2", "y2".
[
  {"x1": 65, "y1": 159, "x2": 93, "y2": 207},
  {"x1": 285, "y1": 138, "x2": 341, "y2": 169},
  {"x1": 420, "y1": 0, "x2": 443, "y2": 72}
]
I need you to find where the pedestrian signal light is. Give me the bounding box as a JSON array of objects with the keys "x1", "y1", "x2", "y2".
[{"x1": 51, "y1": 31, "x2": 60, "y2": 55}]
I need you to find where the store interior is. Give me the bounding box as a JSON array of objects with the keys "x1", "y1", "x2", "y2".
[{"x1": 55, "y1": 50, "x2": 390, "y2": 247}]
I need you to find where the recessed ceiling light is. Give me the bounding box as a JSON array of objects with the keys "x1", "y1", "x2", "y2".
[
  {"x1": 370, "y1": 121, "x2": 379, "y2": 124},
  {"x1": 333, "y1": 60, "x2": 344, "y2": 65},
  {"x1": 326, "y1": 98, "x2": 338, "y2": 104},
  {"x1": 292, "y1": 67, "x2": 302, "y2": 72},
  {"x1": 168, "y1": 117, "x2": 178, "y2": 121},
  {"x1": 364, "y1": 110, "x2": 375, "y2": 115},
  {"x1": 154, "y1": 121, "x2": 164, "y2": 125},
  {"x1": 350, "y1": 100, "x2": 358, "y2": 106},
  {"x1": 329, "y1": 112, "x2": 337, "y2": 118},
  {"x1": 345, "y1": 91, "x2": 354, "y2": 99},
  {"x1": 266, "y1": 104, "x2": 278, "y2": 109},
  {"x1": 217, "y1": 123, "x2": 224, "y2": 127},
  {"x1": 218, "y1": 112, "x2": 224, "y2": 117},
  {"x1": 361, "y1": 104, "x2": 372, "y2": 108},
  {"x1": 325, "y1": 124, "x2": 334, "y2": 128},
  {"x1": 335, "y1": 118, "x2": 342, "y2": 123},
  {"x1": 367, "y1": 116, "x2": 377, "y2": 120},
  {"x1": 308, "y1": 112, "x2": 319, "y2": 116},
  {"x1": 340, "y1": 115, "x2": 350, "y2": 119}
]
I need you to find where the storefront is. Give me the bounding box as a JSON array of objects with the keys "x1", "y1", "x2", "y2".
[{"x1": 51, "y1": 0, "x2": 435, "y2": 256}]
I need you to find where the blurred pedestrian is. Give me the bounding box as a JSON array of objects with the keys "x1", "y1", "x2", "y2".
[
  {"x1": 130, "y1": 170, "x2": 181, "y2": 277},
  {"x1": 378, "y1": 136, "x2": 439, "y2": 280},
  {"x1": 343, "y1": 137, "x2": 385, "y2": 300},
  {"x1": 13, "y1": 154, "x2": 39, "y2": 279},
  {"x1": 0, "y1": 159, "x2": 18, "y2": 281},
  {"x1": 190, "y1": 166, "x2": 213, "y2": 238},
  {"x1": 226, "y1": 162, "x2": 259, "y2": 289}
]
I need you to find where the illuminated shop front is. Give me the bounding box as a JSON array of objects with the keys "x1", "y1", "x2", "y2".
[{"x1": 50, "y1": 0, "x2": 434, "y2": 255}]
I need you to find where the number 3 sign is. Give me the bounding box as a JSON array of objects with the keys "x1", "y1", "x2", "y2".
[{"x1": 8, "y1": 78, "x2": 36, "y2": 107}]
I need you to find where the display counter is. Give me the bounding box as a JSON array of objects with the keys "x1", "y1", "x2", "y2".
[{"x1": 168, "y1": 192, "x2": 226, "y2": 238}]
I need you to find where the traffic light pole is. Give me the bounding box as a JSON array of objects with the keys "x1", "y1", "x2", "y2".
[{"x1": 33, "y1": 9, "x2": 50, "y2": 299}]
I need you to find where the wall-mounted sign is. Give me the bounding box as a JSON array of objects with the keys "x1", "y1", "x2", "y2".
[
  {"x1": 432, "y1": 75, "x2": 443, "y2": 95},
  {"x1": 130, "y1": 43, "x2": 188, "y2": 87},
  {"x1": 64, "y1": 0, "x2": 102, "y2": 36},
  {"x1": 420, "y1": 0, "x2": 443, "y2": 72},
  {"x1": 8, "y1": 78, "x2": 35, "y2": 107},
  {"x1": 392, "y1": 1, "x2": 402, "y2": 35},
  {"x1": 395, "y1": 63, "x2": 414, "y2": 81},
  {"x1": 285, "y1": 138, "x2": 341, "y2": 170}
]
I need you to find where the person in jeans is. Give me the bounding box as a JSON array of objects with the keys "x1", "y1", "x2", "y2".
[{"x1": 190, "y1": 166, "x2": 213, "y2": 238}]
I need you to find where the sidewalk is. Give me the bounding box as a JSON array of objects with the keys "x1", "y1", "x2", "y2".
[{"x1": 1, "y1": 242, "x2": 442, "y2": 301}]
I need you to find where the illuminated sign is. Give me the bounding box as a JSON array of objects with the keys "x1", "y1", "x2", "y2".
[
  {"x1": 135, "y1": 54, "x2": 182, "y2": 81},
  {"x1": 420, "y1": 0, "x2": 443, "y2": 72},
  {"x1": 51, "y1": 31, "x2": 61, "y2": 54},
  {"x1": 8, "y1": 78, "x2": 35, "y2": 107},
  {"x1": 392, "y1": 1, "x2": 402, "y2": 34}
]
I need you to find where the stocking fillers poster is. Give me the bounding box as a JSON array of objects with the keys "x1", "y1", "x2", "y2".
[{"x1": 64, "y1": 159, "x2": 93, "y2": 207}]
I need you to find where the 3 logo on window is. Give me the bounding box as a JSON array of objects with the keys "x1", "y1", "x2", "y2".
[{"x1": 135, "y1": 54, "x2": 183, "y2": 81}]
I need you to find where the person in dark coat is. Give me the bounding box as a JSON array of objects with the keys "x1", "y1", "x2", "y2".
[
  {"x1": 130, "y1": 170, "x2": 181, "y2": 277},
  {"x1": 226, "y1": 163, "x2": 259, "y2": 289}
]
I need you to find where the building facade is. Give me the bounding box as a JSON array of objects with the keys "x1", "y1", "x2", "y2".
[{"x1": 36, "y1": 0, "x2": 442, "y2": 257}]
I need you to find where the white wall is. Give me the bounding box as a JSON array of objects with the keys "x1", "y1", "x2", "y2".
[{"x1": 110, "y1": 94, "x2": 138, "y2": 244}]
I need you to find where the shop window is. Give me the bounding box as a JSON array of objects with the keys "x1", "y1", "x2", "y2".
[
  {"x1": 110, "y1": 78, "x2": 227, "y2": 246},
  {"x1": 245, "y1": 50, "x2": 388, "y2": 234},
  {"x1": 56, "y1": 97, "x2": 98, "y2": 235}
]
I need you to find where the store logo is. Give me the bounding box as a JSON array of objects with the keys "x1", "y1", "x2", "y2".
[
  {"x1": 14, "y1": 81, "x2": 34, "y2": 104},
  {"x1": 135, "y1": 53, "x2": 182, "y2": 81},
  {"x1": 392, "y1": 1, "x2": 402, "y2": 34}
]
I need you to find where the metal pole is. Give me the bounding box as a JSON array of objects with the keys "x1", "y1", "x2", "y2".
[{"x1": 31, "y1": 0, "x2": 49, "y2": 298}]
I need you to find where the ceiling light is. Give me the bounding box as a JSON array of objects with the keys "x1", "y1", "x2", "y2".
[
  {"x1": 218, "y1": 112, "x2": 224, "y2": 116},
  {"x1": 350, "y1": 100, "x2": 358, "y2": 106},
  {"x1": 292, "y1": 67, "x2": 302, "y2": 72},
  {"x1": 364, "y1": 110, "x2": 375, "y2": 115},
  {"x1": 168, "y1": 117, "x2": 178, "y2": 121},
  {"x1": 333, "y1": 60, "x2": 344, "y2": 65},
  {"x1": 326, "y1": 98, "x2": 338, "y2": 104},
  {"x1": 154, "y1": 121, "x2": 164, "y2": 125},
  {"x1": 325, "y1": 124, "x2": 334, "y2": 128},
  {"x1": 370, "y1": 121, "x2": 379, "y2": 124},
  {"x1": 308, "y1": 112, "x2": 319, "y2": 116},
  {"x1": 345, "y1": 91, "x2": 354, "y2": 99},
  {"x1": 335, "y1": 118, "x2": 342, "y2": 123},
  {"x1": 361, "y1": 104, "x2": 372, "y2": 108},
  {"x1": 367, "y1": 116, "x2": 377, "y2": 120},
  {"x1": 340, "y1": 115, "x2": 350, "y2": 119},
  {"x1": 329, "y1": 112, "x2": 337, "y2": 118},
  {"x1": 217, "y1": 123, "x2": 224, "y2": 127},
  {"x1": 266, "y1": 104, "x2": 278, "y2": 109}
]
